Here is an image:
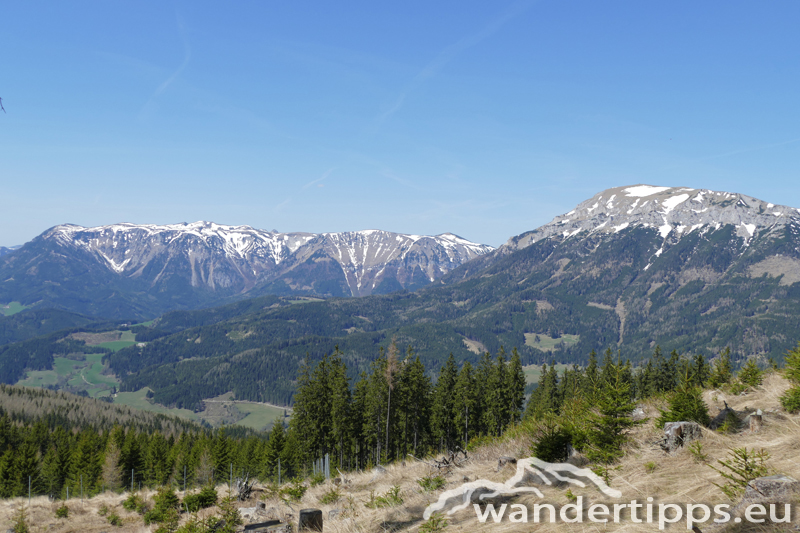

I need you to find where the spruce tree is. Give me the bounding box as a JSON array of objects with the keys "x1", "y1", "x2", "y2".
[
  {"x1": 399, "y1": 354, "x2": 431, "y2": 458},
  {"x1": 708, "y1": 348, "x2": 733, "y2": 388},
  {"x1": 585, "y1": 357, "x2": 639, "y2": 464},
  {"x1": 431, "y1": 354, "x2": 458, "y2": 452},
  {"x1": 263, "y1": 421, "x2": 286, "y2": 481},
  {"x1": 656, "y1": 367, "x2": 711, "y2": 427},
  {"x1": 506, "y1": 348, "x2": 526, "y2": 424},
  {"x1": 453, "y1": 362, "x2": 477, "y2": 448},
  {"x1": 329, "y1": 349, "x2": 352, "y2": 468},
  {"x1": 780, "y1": 342, "x2": 800, "y2": 412},
  {"x1": 738, "y1": 358, "x2": 763, "y2": 388}
]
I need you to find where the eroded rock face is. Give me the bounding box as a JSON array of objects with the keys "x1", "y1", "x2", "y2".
[{"x1": 660, "y1": 421, "x2": 703, "y2": 453}]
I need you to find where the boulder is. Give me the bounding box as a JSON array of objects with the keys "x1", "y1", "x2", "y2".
[
  {"x1": 743, "y1": 475, "x2": 800, "y2": 504},
  {"x1": 497, "y1": 456, "x2": 517, "y2": 471},
  {"x1": 713, "y1": 475, "x2": 800, "y2": 530},
  {"x1": 660, "y1": 421, "x2": 703, "y2": 453}
]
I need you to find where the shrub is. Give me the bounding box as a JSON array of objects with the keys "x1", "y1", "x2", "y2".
[
  {"x1": 279, "y1": 479, "x2": 307, "y2": 502},
  {"x1": 780, "y1": 387, "x2": 800, "y2": 413},
  {"x1": 688, "y1": 441, "x2": 708, "y2": 463},
  {"x1": 365, "y1": 485, "x2": 403, "y2": 508},
  {"x1": 417, "y1": 474, "x2": 447, "y2": 492},
  {"x1": 309, "y1": 472, "x2": 325, "y2": 487},
  {"x1": 12, "y1": 506, "x2": 30, "y2": 533},
  {"x1": 122, "y1": 493, "x2": 148, "y2": 514},
  {"x1": 183, "y1": 485, "x2": 218, "y2": 512},
  {"x1": 709, "y1": 447, "x2": 772, "y2": 499},
  {"x1": 107, "y1": 512, "x2": 123, "y2": 526},
  {"x1": 780, "y1": 342, "x2": 800, "y2": 413},
  {"x1": 318, "y1": 487, "x2": 340, "y2": 504},
  {"x1": 420, "y1": 512, "x2": 448, "y2": 533},
  {"x1": 55, "y1": 503, "x2": 69, "y2": 518}
]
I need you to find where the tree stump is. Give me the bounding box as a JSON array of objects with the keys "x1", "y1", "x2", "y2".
[
  {"x1": 660, "y1": 421, "x2": 703, "y2": 453},
  {"x1": 750, "y1": 413, "x2": 763, "y2": 432},
  {"x1": 299, "y1": 509, "x2": 323, "y2": 531}
]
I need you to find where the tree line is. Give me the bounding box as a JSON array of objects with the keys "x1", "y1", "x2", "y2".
[{"x1": 288, "y1": 342, "x2": 527, "y2": 470}]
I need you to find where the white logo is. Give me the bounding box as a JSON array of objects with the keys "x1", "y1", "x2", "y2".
[{"x1": 423, "y1": 457, "x2": 621, "y2": 519}]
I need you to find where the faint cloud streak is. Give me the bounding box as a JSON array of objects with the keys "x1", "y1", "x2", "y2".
[
  {"x1": 304, "y1": 168, "x2": 334, "y2": 189},
  {"x1": 139, "y1": 12, "x2": 192, "y2": 119},
  {"x1": 378, "y1": 0, "x2": 537, "y2": 123}
]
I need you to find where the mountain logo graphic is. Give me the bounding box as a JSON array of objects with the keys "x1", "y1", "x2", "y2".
[{"x1": 422, "y1": 457, "x2": 622, "y2": 520}]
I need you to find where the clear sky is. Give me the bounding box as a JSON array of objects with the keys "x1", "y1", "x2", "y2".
[{"x1": 2, "y1": 1, "x2": 799, "y2": 248}]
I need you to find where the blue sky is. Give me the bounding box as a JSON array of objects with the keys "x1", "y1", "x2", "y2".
[{"x1": 2, "y1": 1, "x2": 799, "y2": 247}]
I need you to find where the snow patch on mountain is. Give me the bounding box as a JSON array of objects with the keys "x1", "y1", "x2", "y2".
[
  {"x1": 505, "y1": 185, "x2": 800, "y2": 265},
  {"x1": 41, "y1": 222, "x2": 493, "y2": 297}
]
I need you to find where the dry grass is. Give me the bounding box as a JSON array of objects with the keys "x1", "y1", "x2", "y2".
[{"x1": 3, "y1": 373, "x2": 799, "y2": 533}]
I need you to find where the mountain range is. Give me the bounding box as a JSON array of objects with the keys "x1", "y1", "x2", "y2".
[
  {"x1": 0, "y1": 223, "x2": 492, "y2": 319},
  {"x1": 2, "y1": 184, "x2": 800, "y2": 409}
]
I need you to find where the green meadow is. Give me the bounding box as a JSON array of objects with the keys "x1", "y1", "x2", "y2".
[
  {"x1": 1, "y1": 302, "x2": 27, "y2": 316},
  {"x1": 234, "y1": 402, "x2": 291, "y2": 431},
  {"x1": 524, "y1": 333, "x2": 580, "y2": 352},
  {"x1": 522, "y1": 363, "x2": 572, "y2": 385}
]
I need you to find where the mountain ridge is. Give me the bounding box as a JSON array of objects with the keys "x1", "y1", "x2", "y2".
[{"x1": 0, "y1": 222, "x2": 492, "y2": 319}]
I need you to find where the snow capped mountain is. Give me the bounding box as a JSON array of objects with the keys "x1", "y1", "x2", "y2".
[
  {"x1": 24, "y1": 221, "x2": 492, "y2": 303},
  {"x1": 506, "y1": 184, "x2": 800, "y2": 253}
]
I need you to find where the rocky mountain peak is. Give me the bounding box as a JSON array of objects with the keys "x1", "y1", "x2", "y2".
[
  {"x1": 507, "y1": 184, "x2": 800, "y2": 251},
  {"x1": 23, "y1": 221, "x2": 493, "y2": 305}
]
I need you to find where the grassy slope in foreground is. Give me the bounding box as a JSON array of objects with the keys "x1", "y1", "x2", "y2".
[{"x1": 3, "y1": 375, "x2": 795, "y2": 533}]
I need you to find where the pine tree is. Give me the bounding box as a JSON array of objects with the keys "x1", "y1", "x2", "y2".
[
  {"x1": 384, "y1": 340, "x2": 400, "y2": 461},
  {"x1": 364, "y1": 350, "x2": 389, "y2": 463},
  {"x1": 506, "y1": 348, "x2": 526, "y2": 424},
  {"x1": 431, "y1": 354, "x2": 458, "y2": 452},
  {"x1": 328, "y1": 349, "x2": 352, "y2": 468},
  {"x1": 288, "y1": 354, "x2": 315, "y2": 467},
  {"x1": 482, "y1": 349, "x2": 509, "y2": 435},
  {"x1": 397, "y1": 351, "x2": 430, "y2": 458},
  {"x1": 453, "y1": 362, "x2": 477, "y2": 448}
]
